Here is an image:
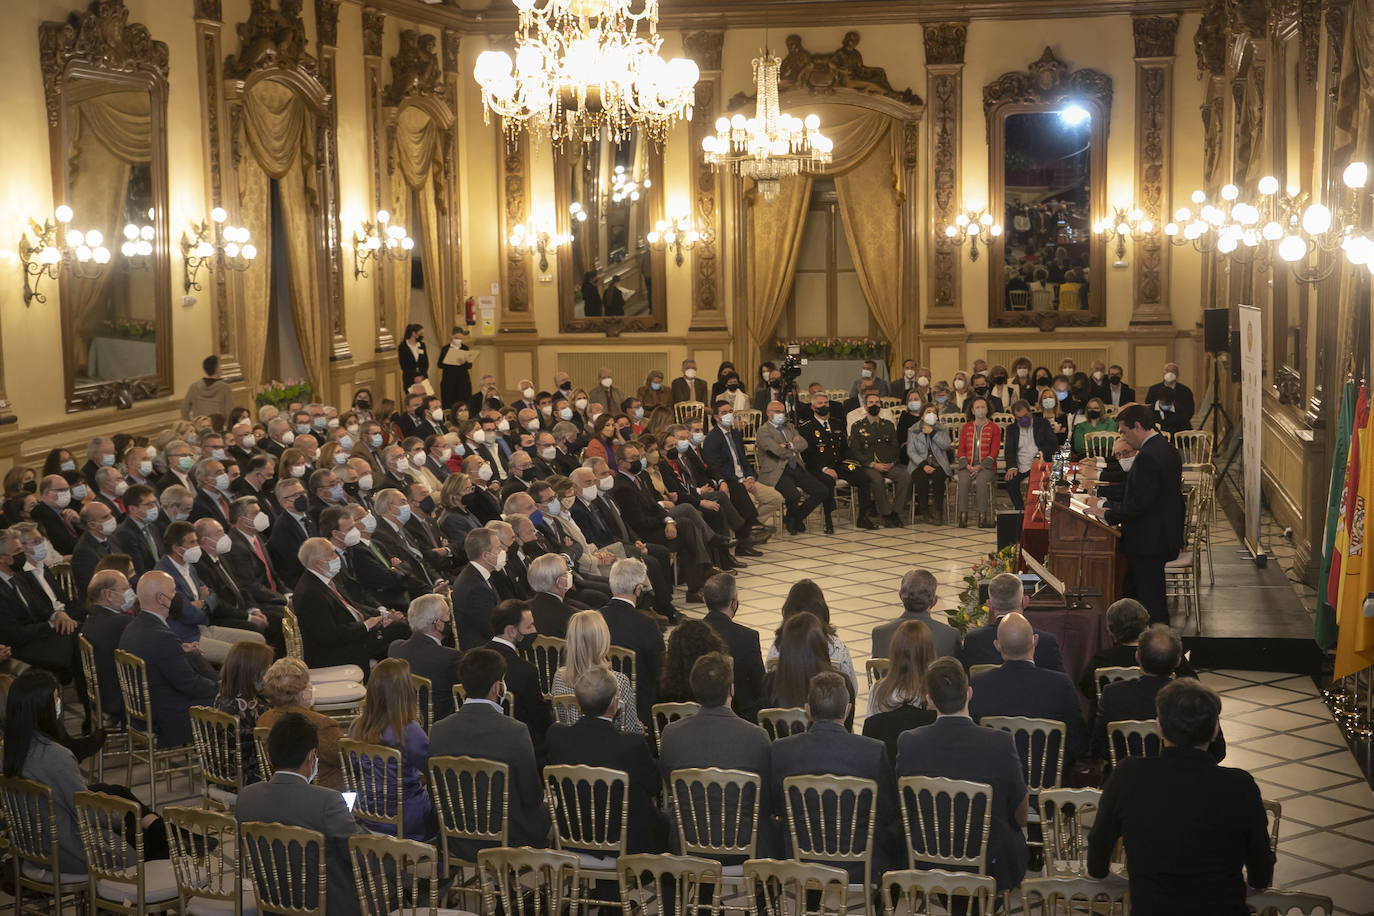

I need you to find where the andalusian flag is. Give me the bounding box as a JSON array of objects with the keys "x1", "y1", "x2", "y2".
[
  {"x1": 1316, "y1": 380, "x2": 1356, "y2": 649},
  {"x1": 1334, "y1": 385, "x2": 1374, "y2": 679}
]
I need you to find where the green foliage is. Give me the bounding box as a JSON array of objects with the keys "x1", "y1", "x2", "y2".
[
  {"x1": 773, "y1": 337, "x2": 888, "y2": 360},
  {"x1": 255, "y1": 379, "x2": 312, "y2": 409},
  {"x1": 941, "y1": 545, "x2": 1020, "y2": 633}
]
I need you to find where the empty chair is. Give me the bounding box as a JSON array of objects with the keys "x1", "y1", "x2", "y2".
[
  {"x1": 1022, "y1": 875, "x2": 1131, "y2": 915},
  {"x1": 348, "y1": 833, "x2": 446, "y2": 916},
  {"x1": 880, "y1": 868, "x2": 995, "y2": 916},
  {"x1": 757, "y1": 707, "x2": 809, "y2": 741},
  {"x1": 551, "y1": 693, "x2": 579, "y2": 725},
  {"x1": 73, "y1": 789, "x2": 181, "y2": 915},
  {"x1": 478, "y1": 847, "x2": 581, "y2": 916},
  {"x1": 190, "y1": 704, "x2": 246, "y2": 809},
  {"x1": 980, "y1": 716, "x2": 1065, "y2": 863},
  {"x1": 608, "y1": 645, "x2": 638, "y2": 691},
  {"x1": 1106, "y1": 719, "x2": 1161, "y2": 767},
  {"x1": 240, "y1": 820, "x2": 328, "y2": 916},
  {"x1": 619, "y1": 853, "x2": 723, "y2": 916},
  {"x1": 0, "y1": 776, "x2": 91, "y2": 916},
  {"x1": 742, "y1": 858, "x2": 850, "y2": 916},
  {"x1": 163, "y1": 805, "x2": 256, "y2": 916},
  {"x1": 674, "y1": 401, "x2": 707, "y2": 425},
  {"x1": 281, "y1": 608, "x2": 366, "y2": 686}
]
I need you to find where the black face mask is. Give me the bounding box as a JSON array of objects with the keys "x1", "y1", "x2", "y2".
[
  {"x1": 992, "y1": 376, "x2": 1007, "y2": 386},
  {"x1": 866, "y1": 405, "x2": 881, "y2": 417},
  {"x1": 559, "y1": 381, "x2": 572, "y2": 391},
  {"x1": 291, "y1": 494, "x2": 308, "y2": 513},
  {"x1": 168, "y1": 594, "x2": 184, "y2": 620},
  {"x1": 419, "y1": 496, "x2": 436, "y2": 515},
  {"x1": 355, "y1": 400, "x2": 371, "y2": 411},
  {"x1": 517, "y1": 631, "x2": 537, "y2": 652},
  {"x1": 1109, "y1": 375, "x2": 1122, "y2": 385},
  {"x1": 974, "y1": 385, "x2": 990, "y2": 396},
  {"x1": 814, "y1": 406, "x2": 830, "y2": 418},
  {"x1": 1086, "y1": 409, "x2": 1101, "y2": 420},
  {"x1": 20, "y1": 480, "x2": 36, "y2": 494},
  {"x1": 726, "y1": 381, "x2": 740, "y2": 391},
  {"x1": 1034, "y1": 376, "x2": 1052, "y2": 387},
  {"x1": 627, "y1": 459, "x2": 644, "y2": 474}
]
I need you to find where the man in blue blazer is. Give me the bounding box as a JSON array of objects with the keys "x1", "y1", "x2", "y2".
[
  {"x1": 958, "y1": 573, "x2": 1063, "y2": 673},
  {"x1": 112, "y1": 484, "x2": 162, "y2": 577}
]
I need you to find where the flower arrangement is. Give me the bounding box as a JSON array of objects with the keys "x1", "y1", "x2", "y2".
[
  {"x1": 100, "y1": 318, "x2": 156, "y2": 340},
  {"x1": 941, "y1": 545, "x2": 1020, "y2": 633},
  {"x1": 255, "y1": 379, "x2": 313, "y2": 409},
  {"x1": 773, "y1": 337, "x2": 888, "y2": 360}
]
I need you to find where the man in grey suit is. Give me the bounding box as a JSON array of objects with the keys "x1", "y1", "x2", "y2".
[
  {"x1": 756, "y1": 401, "x2": 829, "y2": 535},
  {"x1": 237, "y1": 713, "x2": 365, "y2": 916},
  {"x1": 872, "y1": 568, "x2": 960, "y2": 660},
  {"x1": 429, "y1": 648, "x2": 550, "y2": 860},
  {"x1": 388, "y1": 594, "x2": 462, "y2": 721}
]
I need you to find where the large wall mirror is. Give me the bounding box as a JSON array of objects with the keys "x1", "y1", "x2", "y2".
[
  {"x1": 555, "y1": 127, "x2": 667, "y2": 334},
  {"x1": 984, "y1": 49, "x2": 1110, "y2": 328},
  {"x1": 41, "y1": 0, "x2": 171, "y2": 411}
]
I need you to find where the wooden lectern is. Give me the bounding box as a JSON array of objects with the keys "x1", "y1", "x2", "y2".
[{"x1": 1046, "y1": 491, "x2": 1123, "y2": 607}]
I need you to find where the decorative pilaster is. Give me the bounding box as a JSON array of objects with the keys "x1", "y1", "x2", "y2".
[
  {"x1": 361, "y1": 7, "x2": 394, "y2": 351},
  {"x1": 315, "y1": 0, "x2": 350, "y2": 364},
  {"x1": 441, "y1": 27, "x2": 463, "y2": 334},
  {"x1": 1131, "y1": 15, "x2": 1177, "y2": 325},
  {"x1": 498, "y1": 132, "x2": 536, "y2": 331},
  {"x1": 682, "y1": 29, "x2": 726, "y2": 331},
  {"x1": 921, "y1": 21, "x2": 967, "y2": 329}
]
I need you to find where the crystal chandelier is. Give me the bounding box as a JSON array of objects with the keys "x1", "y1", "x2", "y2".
[
  {"x1": 473, "y1": 0, "x2": 699, "y2": 147},
  {"x1": 701, "y1": 51, "x2": 832, "y2": 203}
]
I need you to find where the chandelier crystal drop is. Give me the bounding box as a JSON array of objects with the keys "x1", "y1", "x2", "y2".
[
  {"x1": 701, "y1": 51, "x2": 832, "y2": 203},
  {"x1": 473, "y1": 0, "x2": 698, "y2": 147}
]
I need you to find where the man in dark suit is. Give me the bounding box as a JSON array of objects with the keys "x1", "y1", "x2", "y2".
[
  {"x1": 1002, "y1": 399, "x2": 1060, "y2": 511},
  {"x1": 1142, "y1": 362, "x2": 1196, "y2": 426},
  {"x1": 897, "y1": 658, "x2": 1029, "y2": 894},
  {"x1": 223, "y1": 496, "x2": 289, "y2": 611},
  {"x1": 567, "y1": 467, "x2": 678, "y2": 621},
  {"x1": 1093, "y1": 624, "x2": 1224, "y2": 763},
  {"x1": 112, "y1": 484, "x2": 163, "y2": 577},
  {"x1": 451, "y1": 528, "x2": 503, "y2": 650},
  {"x1": 484, "y1": 600, "x2": 553, "y2": 750},
  {"x1": 429, "y1": 649, "x2": 551, "y2": 858},
  {"x1": 1086, "y1": 404, "x2": 1185, "y2": 625},
  {"x1": 1088, "y1": 679, "x2": 1272, "y2": 914},
  {"x1": 72, "y1": 502, "x2": 117, "y2": 603},
  {"x1": 526, "y1": 554, "x2": 575, "y2": 638},
  {"x1": 369, "y1": 488, "x2": 440, "y2": 596},
  {"x1": 600, "y1": 558, "x2": 665, "y2": 727},
  {"x1": 703, "y1": 402, "x2": 782, "y2": 536},
  {"x1": 0, "y1": 530, "x2": 81, "y2": 683},
  {"x1": 292, "y1": 538, "x2": 408, "y2": 672},
  {"x1": 237, "y1": 714, "x2": 366, "y2": 916},
  {"x1": 266, "y1": 477, "x2": 313, "y2": 586},
  {"x1": 773, "y1": 671, "x2": 899, "y2": 877},
  {"x1": 402, "y1": 483, "x2": 458, "y2": 576},
  {"x1": 545, "y1": 666, "x2": 667, "y2": 853},
  {"x1": 190, "y1": 459, "x2": 234, "y2": 529},
  {"x1": 389, "y1": 594, "x2": 462, "y2": 721},
  {"x1": 91, "y1": 466, "x2": 128, "y2": 522},
  {"x1": 670, "y1": 359, "x2": 709, "y2": 405},
  {"x1": 193, "y1": 518, "x2": 275, "y2": 645},
  {"x1": 33, "y1": 475, "x2": 81, "y2": 555},
  {"x1": 701, "y1": 574, "x2": 765, "y2": 722},
  {"x1": 230, "y1": 456, "x2": 280, "y2": 530},
  {"x1": 80, "y1": 569, "x2": 135, "y2": 721},
  {"x1": 1093, "y1": 364, "x2": 1135, "y2": 408},
  {"x1": 958, "y1": 573, "x2": 1064, "y2": 673},
  {"x1": 117, "y1": 571, "x2": 218, "y2": 749},
  {"x1": 798, "y1": 391, "x2": 874, "y2": 531},
  {"x1": 874, "y1": 568, "x2": 960, "y2": 660},
  {"x1": 969, "y1": 613, "x2": 1088, "y2": 764}
]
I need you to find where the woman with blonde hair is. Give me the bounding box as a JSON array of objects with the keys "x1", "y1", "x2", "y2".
[
  {"x1": 550, "y1": 610, "x2": 643, "y2": 734},
  {"x1": 436, "y1": 472, "x2": 481, "y2": 549},
  {"x1": 257, "y1": 658, "x2": 346, "y2": 789},
  {"x1": 276, "y1": 446, "x2": 309, "y2": 482},
  {"x1": 863, "y1": 619, "x2": 938, "y2": 764},
  {"x1": 317, "y1": 439, "x2": 348, "y2": 469},
  {"x1": 348, "y1": 657, "x2": 435, "y2": 840}
]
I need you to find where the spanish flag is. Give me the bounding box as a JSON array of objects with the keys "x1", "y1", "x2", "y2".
[{"x1": 1334, "y1": 385, "x2": 1374, "y2": 679}]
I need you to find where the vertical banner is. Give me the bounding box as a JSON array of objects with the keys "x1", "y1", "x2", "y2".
[{"x1": 1238, "y1": 304, "x2": 1264, "y2": 558}]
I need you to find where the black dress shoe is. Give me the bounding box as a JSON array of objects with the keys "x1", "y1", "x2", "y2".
[
  {"x1": 795, "y1": 517, "x2": 807, "y2": 533},
  {"x1": 685, "y1": 590, "x2": 704, "y2": 603},
  {"x1": 885, "y1": 513, "x2": 906, "y2": 528},
  {"x1": 857, "y1": 515, "x2": 879, "y2": 530},
  {"x1": 736, "y1": 543, "x2": 763, "y2": 558},
  {"x1": 823, "y1": 519, "x2": 835, "y2": 534}
]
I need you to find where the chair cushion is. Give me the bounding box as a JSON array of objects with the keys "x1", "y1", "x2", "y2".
[
  {"x1": 398, "y1": 910, "x2": 477, "y2": 916},
  {"x1": 311, "y1": 680, "x2": 365, "y2": 705},
  {"x1": 96, "y1": 859, "x2": 180, "y2": 905},
  {"x1": 576, "y1": 852, "x2": 618, "y2": 871},
  {"x1": 187, "y1": 881, "x2": 258, "y2": 916},
  {"x1": 1166, "y1": 552, "x2": 1194, "y2": 569},
  {"x1": 310, "y1": 665, "x2": 365, "y2": 683},
  {"x1": 206, "y1": 785, "x2": 238, "y2": 808},
  {"x1": 20, "y1": 860, "x2": 87, "y2": 885}
]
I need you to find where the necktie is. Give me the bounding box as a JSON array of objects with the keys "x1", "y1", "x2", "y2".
[
  {"x1": 251, "y1": 536, "x2": 277, "y2": 592},
  {"x1": 597, "y1": 498, "x2": 630, "y2": 542},
  {"x1": 394, "y1": 527, "x2": 434, "y2": 586},
  {"x1": 142, "y1": 524, "x2": 160, "y2": 561},
  {"x1": 328, "y1": 580, "x2": 364, "y2": 622},
  {"x1": 5, "y1": 576, "x2": 28, "y2": 610},
  {"x1": 726, "y1": 434, "x2": 745, "y2": 478}
]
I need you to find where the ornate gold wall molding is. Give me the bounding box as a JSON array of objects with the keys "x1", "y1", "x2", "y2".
[
  {"x1": 682, "y1": 28, "x2": 726, "y2": 331},
  {"x1": 726, "y1": 32, "x2": 922, "y2": 109},
  {"x1": 442, "y1": 27, "x2": 464, "y2": 333},
  {"x1": 498, "y1": 132, "x2": 535, "y2": 331},
  {"x1": 361, "y1": 6, "x2": 394, "y2": 352},
  {"x1": 315, "y1": 0, "x2": 350, "y2": 362},
  {"x1": 1131, "y1": 15, "x2": 1177, "y2": 326},
  {"x1": 922, "y1": 21, "x2": 966, "y2": 330}
]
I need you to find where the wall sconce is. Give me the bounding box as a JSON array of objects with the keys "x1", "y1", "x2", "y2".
[
  {"x1": 181, "y1": 207, "x2": 256, "y2": 293},
  {"x1": 120, "y1": 209, "x2": 156, "y2": 270},
  {"x1": 943, "y1": 206, "x2": 1001, "y2": 262},
  {"x1": 352, "y1": 209, "x2": 413, "y2": 279},
  {"x1": 1093, "y1": 205, "x2": 1154, "y2": 265},
  {"x1": 569, "y1": 202, "x2": 588, "y2": 224},
  {"x1": 647, "y1": 215, "x2": 699, "y2": 266},
  {"x1": 509, "y1": 220, "x2": 569, "y2": 273},
  {"x1": 18, "y1": 205, "x2": 110, "y2": 306}
]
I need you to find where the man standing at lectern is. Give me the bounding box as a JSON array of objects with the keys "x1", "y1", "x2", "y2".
[{"x1": 1084, "y1": 404, "x2": 1184, "y2": 625}]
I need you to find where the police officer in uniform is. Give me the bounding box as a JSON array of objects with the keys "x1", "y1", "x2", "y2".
[
  {"x1": 848, "y1": 392, "x2": 912, "y2": 528},
  {"x1": 798, "y1": 391, "x2": 874, "y2": 531}
]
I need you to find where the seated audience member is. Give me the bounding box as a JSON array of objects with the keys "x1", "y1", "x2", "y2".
[
  {"x1": 755, "y1": 400, "x2": 829, "y2": 535},
  {"x1": 897, "y1": 658, "x2": 1029, "y2": 893},
  {"x1": 527, "y1": 553, "x2": 575, "y2": 638},
  {"x1": 388, "y1": 594, "x2": 463, "y2": 721},
  {"x1": 955, "y1": 396, "x2": 1002, "y2": 528},
  {"x1": 257, "y1": 658, "x2": 346, "y2": 790},
  {"x1": 452, "y1": 527, "x2": 504, "y2": 650},
  {"x1": 343, "y1": 504, "x2": 419, "y2": 612},
  {"x1": 599, "y1": 558, "x2": 665, "y2": 725},
  {"x1": 113, "y1": 483, "x2": 163, "y2": 576},
  {"x1": 213, "y1": 641, "x2": 274, "y2": 784},
  {"x1": 1093, "y1": 624, "x2": 1225, "y2": 763},
  {"x1": 1071, "y1": 396, "x2": 1117, "y2": 458},
  {"x1": 905, "y1": 403, "x2": 952, "y2": 523},
  {"x1": 1079, "y1": 598, "x2": 1195, "y2": 714},
  {"x1": 1088, "y1": 679, "x2": 1272, "y2": 913},
  {"x1": 550, "y1": 609, "x2": 643, "y2": 734},
  {"x1": 765, "y1": 579, "x2": 857, "y2": 695},
  {"x1": 657, "y1": 619, "x2": 727, "y2": 704},
  {"x1": 118, "y1": 571, "x2": 218, "y2": 748},
  {"x1": 1143, "y1": 362, "x2": 1196, "y2": 426},
  {"x1": 969, "y1": 613, "x2": 1088, "y2": 764},
  {"x1": 71, "y1": 501, "x2": 116, "y2": 602},
  {"x1": 237, "y1": 713, "x2": 365, "y2": 916},
  {"x1": 267, "y1": 476, "x2": 312, "y2": 585},
  {"x1": 192, "y1": 517, "x2": 274, "y2": 640},
  {"x1": 435, "y1": 473, "x2": 482, "y2": 552},
  {"x1": 863, "y1": 620, "x2": 939, "y2": 766},
  {"x1": 292, "y1": 537, "x2": 408, "y2": 671},
  {"x1": 223, "y1": 496, "x2": 288, "y2": 606},
  {"x1": 1002, "y1": 399, "x2": 1058, "y2": 511},
  {"x1": 545, "y1": 665, "x2": 667, "y2": 854},
  {"x1": 701, "y1": 573, "x2": 765, "y2": 722},
  {"x1": 873, "y1": 568, "x2": 959, "y2": 660},
  {"x1": 483, "y1": 599, "x2": 553, "y2": 746},
  {"x1": 849, "y1": 392, "x2": 913, "y2": 528},
  {"x1": 762, "y1": 612, "x2": 855, "y2": 731},
  {"x1": 3, "y1": 669, "x2": 170, "y2": 873},
  {"x1": 347, "y1": 658, "x2": 435, "y2": 841},
  {"x1": 80, "y1": 569, "x2": 136, "y2": 721},
  {"x1": 429, "y1": 648, "x2": 551, "y2": 859},
  {"x1": 772, "y1": 671, "x2": 898, "y2": 876},
  {"x1": 32, "y1": 475, "x2": 80, "y2": 556},
  {"x1": 958, "y1": 573, "x2": 1063, "y2": 672},
  {"x1": 0, "y1": 528, "x2": 80, "y2": 684}
]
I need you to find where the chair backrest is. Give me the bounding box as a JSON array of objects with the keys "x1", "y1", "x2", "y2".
[
  {"x1": 349, "y1": 833, "x2": 439, "y2": 916},
  {"x1": 968, "y1": 663, "x2": 999, "y2": 678},
  {"x1": 240, "y1": 820, "x2": 327, "y2": 916},
  {"x1": 550, "y1": 693, "x2": 579, "y2": 725},
  {"x1": 339, "y1": 738, "x2": 405, "y2": 835},
  {"x1": 608, "y1": 645, "x2": 638, "y2": 690},
  {"x1": 1008, "y1": 290, "x2": 1030, "y2": 310},
  {"x1": 880, "y1": 868, "x2": 995, "y2": 916},
  {"x1": 781, "y1": 774, "x2": 877, "y2": 886},
  {"x1": 113, "y1": 648, "x2": 152, "y2": 740},
  {"x1": 478, "y1": 847, "x2": 580, "y2": 916},
  {"x1": 544, "y1": 764, "x2": 629, "y2": 857},
  {"x1": 410, "y1": 673, "x2": 433, "y2": 731},
  {"x1": 77, "y1": 634, "x2": 105, "y2": 723},
  {"x1": 1058, "y1": 286, "x2": 1081, "y2": 310},
  {"x1": 1094, "y1": 666, "x2": 1141, "y2": 702},
  {"x1": 429, "y1": 755, "x2": 509, "y2": 867},
  {"x1": 757, "y1": 707, "x2": 809, "y2": 741},
  {"x1": 49, "y1": 562, "x2": 76, "y2": 605},
  {"x1": 528, "y1": 635, "x2": 567, "y2": 696},
  {"x1": 73, "y1": 789, "x2": 149, "y2": 907},
  {"x1": 0, "y1": 776, "x2": 62, "y2": 877},
  {"x1": 1245, "y1": 890, "x2": 1336, "y2": 916},
  {"x1": 898, "y1": 775, "x2": 992, "y2": 874},
  {"x1": 1173, "y1": 430, "x2": 1215, "y2": 467},
  {"x1": 164, "y1": 805, "x2": 244, "y2": 916},
  {"x1": 670, "y1": 767, "x2": 762, "y2": 861},
  {"x1": 991, "y1": 412, "x2": 1015, "y2": 431},
  {"x1": 281, "y1": 609, "x2": 304, "y2": 661},
  {"x1": 865, "y1": 658, "x2": 890, "y2": 691},
  {"x1": 880, "y1": 398, "x2": 904, "y2": 411},
  {"x1": 734, "y1": 409, "x2": 763, "y2": 442},
  {"x1": 824, "y1": 389, "x2": 849, "y2": 404},
  {"x1": 1038, "y1": 788, "x2": 1102, "y2": 872},
  {"x1": 651, "y1": 701, "x2": 700, "y2": 754},
  {"x1": 942, "y1": 416, "x2": 968, "y2": 441},
  {"x1": 981, "y1": 715, "x2": 1066, "y2": 792},
  {"x1": 253, "y1": 725, "x2": 275, "y2": 780},
  {"x1": 189, "y1": 705, "x2": 245, "y2": 803},
  {"x1": 674, "y1": 401, "x2": 707, "y2": 425},
  {"x1": 742, "y1": 858, "x2": 849, "y2": 916},
  {"x1": 1023, "y1": 876, "x2": 1130, "y2": 915},
  {"x1": 1030, "y1": 288, "x2": 1054, "y2": 311},
  {"x1": 620, "y1": 853, "x2": 722, "y2": 916},
  {"x1": 1263, "y1": 798, "x2": 1281, "y2": 857},
  {"x1": 1081, "y1": 430, "x2": 1120, "y2": 458},
  {"x1": 1106, "y1": 719, "x2": 1161, "y2": 767}
]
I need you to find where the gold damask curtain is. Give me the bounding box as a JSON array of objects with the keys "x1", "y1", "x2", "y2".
[
  {"x1": 236, "y1": 79, "x2": 326, "y2": 392},
  {"x1": 390, "y1": 104, "x2": 448, "y2": 339}
]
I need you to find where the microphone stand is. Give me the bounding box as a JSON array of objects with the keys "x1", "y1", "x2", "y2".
[{"x1": 1069, "y1": 513, "x2": 1090, "y2": 610}]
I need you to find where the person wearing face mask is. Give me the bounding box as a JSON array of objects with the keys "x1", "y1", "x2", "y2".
[
  {"x1": 112, "y1": 484, "x2": 163, "y2": 576},
  {"x1": 1071, "y1": 397, "x2": 1118, "y2": 459},
  {"x1": 525, "y1": 552, "x2": 576, "y2": 638},
  {"x1": 906, "y1": 404, "x2": 952, "y2": 524},
  {"x1": 231, "y1": 454, "x2": 281, "y2": 526},
  {"x1": 501, "y1": 451, "x2": 539, "y2": 502},
  {"x1": 756, "y1": 400, "x2": 831, "y2": 535},
  {"x1": 849, "y1": 393, "x2": 913, "y2": 528},
  {"x1": 797, "y1": 392, "x2": 875, "y2": 530},
  {"x1": 266, "y1": 478, "x2": 314, "y2": 585},
  {"x1": 154, "y1": 521, "x2": 241, "y2": 664},
  {"x1": 91, "y1": 466, "x2": 128, "y2": 522},
  {"x1": 356, "y1": 489, "x2": 438, "y2": 601},
  {"x1": 657, "y1": 430, "x2": 758, "y2": 560},
  {"x1": 594, "y1": 367, "x2": 626, "y2": 413},
  {"x1": 0, "y1": 529, "x2": 84, "y2": 687},
  {"x1": 482, "y1": 599, "x2": 554, "y2": 744},
  {"x1": 892, "y1": 359, "x2": 922, "y2": 397},
  {"x1": 954, "y1": 397, "x2": 1002, "y2": 528},
  {"x1": 402, "y1": 482, "x2": 458, "y2": 575},
  {"x1": 398, "y1": 322, "x2": 430, "y2": 389},
  {"x1": 1151, "y1": 387, "x2": 1192, "y2": 434},
  {"x1": 458, "y1": 455, "x2": 503, "y2": 523},
  {"x1": 1002, "y1": 399, "x2": 1059, "y2": 511},
  {"x1": 948, "y1": 373, "x2": 972, "y2": 413},
  {"x1": 81, "y1": 436, "x2": 118, "y2": 490},
  {"x1": 1093, "y1": 363, "x2": 1135, "y2": 408},
  {"x1": 227, "y1": 421, "x2": 261, "y2": 466},
  {"x1": 703, "y1": 401, "x2": 785, "y2": 542},
  {"x1": 437, "y1": 325, "x2": 474, "y2": 411},
  {"x1": 156, "y1": 441, "x2": 200, "y2": 497},
  {"x1": 294, "y1": 536, "x2": 411, "y2": 678},
  {"x1": 1009, "y1": 357, "x2": 1034, "y2": 401},
  {"x1": 1037, "y1": 386, "x2": 1070, "y2": 445},
  {"x1": 387, "y1": 594, "x2": 463, "y2": 723},
  {"x1": 752, "y1": 364, "x2": 785, "y2": 412},
  {"x1": 192, "y1": 518, "x2": 274, "y2": 644},
  {"x1": 986, "y1": 366, "x2": 1014, "y2": 411},
  {"x1": 421, "y1": 434, "x2": 454, "y2": 485},
  {"x1": 80, "y1": 569, "x2": 138, "y2": 719},
  {"x1": 718, "y1": 373, "x2": 752, "y2": 413},
  {"x1": 262, "y1": 417, "x2": 295, "y2": 458},
  {"x1": 71, "y1": 502, "x2": 117, "y2": 601},
  {"x1": 449, "y1": 528, "x2": 508, "y2": 650},
  {"x1": 122, "y1": 444, "x2": 157, "y2": 488},
  {"x1": 433, "y1": 472, "x2": 484, "y2": 556},
  {"x1": 848, "y1": 359, "x2": 892, "y2": 399},
  {"x1": 222, "y1": 497, "x2": 289, "y2": 630},
  {"x1": 672, "y1": 358, "x2": 709, "y2": 405},
  {"x1": 530, "y1": 431, "x2": 560, "y2": 478},
  {"x1": 31, "y1": 475, "x2": 81, "y2": 556},
  {"x1": 190, "y1": 459, "x2": 234, "y2": 528}
]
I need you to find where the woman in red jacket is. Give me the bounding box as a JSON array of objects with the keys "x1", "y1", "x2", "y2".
[{"x1": 956, "y1": 396, "x2": 1001, "y2": 528}]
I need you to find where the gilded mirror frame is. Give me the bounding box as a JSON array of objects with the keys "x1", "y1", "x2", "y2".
[
  {"x1": 984, "y1": 48, "x2": 1111, "y2": 329},
  {"x1": 40, "y1": 0, "x2": 172, "y2": 412}
]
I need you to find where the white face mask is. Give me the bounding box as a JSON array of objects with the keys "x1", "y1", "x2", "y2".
[
  {"x1": 522, "y1": 387, "x2": 535, "y2": 400},
  {"x1": 1120, "y1": 455, "x2": 1136, "y2": 472},
  {"x1": 861, "y1": 368, "x2": 873, "y2": 379},
  {"x1": 541, "y1": 446, "x2": 557, "y2": 460},
  {"x1": 342, "y1": 527, "x2": 361, "y2": 547},
  {"x1": 471, "y1": 429, "x2": 486, "y2": 444},
  {"x1": 358, "y1": 474, "x2": 373, "y2": 491},
  {"x1": 410, "y1": 453, "x2": 426, "y2": 469},
  {"x1": 1163, "y1": 371, "x2": 1177, "y2": 384},
  {"x1": 923, "y1": 412, "x2": 939, "y2": 425},
  {"x1": 241, "y1": 434, "x2": 258, "y2": 449},
  {"x1": 1017, "y1": 368, "x2": 1029, "y2": 378},
  {"x1": 477, "y1": 464, "x2": 494, "y2": 482},
  {"x1": 281, "y1": 431, "x2": 295, "y2": 445},
  {"x1": 183, "y1": 545, "x2": 203, "y2": 564},
  {"x1": 338, "y1": 435, "x2": 354, "y2": 452},
  {"x1": 361, "y1": 513, "x2": 377, "y2": 533},
  {"x1": 138, "y1": 460, "x2": 154, "y2": 477},
  {"x1": 252, "y1": 512, "x2": 270, "y2": 533},
  {"x1": 903, "y1": 369, "x2": 916, "y2": 379},
  {"x1": 431, "y1": 409, "x2": 444, "y2": 422},
  {"x1": 1042, "y1": 398, "x2": 1057, "y2": 410},
  {"x1": 113, "y1": 481, "x2": 129, "y2": 497},
  {"x1": 215, "y1": 473, "x2": 231, "y2": 491},
  {"x1": 290, "y1": 465, "x2": 305, "y2": 478},
  {"x1": 525, "y1": 419, "x2": 541, "y2": 432},
  {"x1": 581, "y1": 484, "x2": 600, "y2": 501},
  {"x1": 973, "y1": 407, "x2": 988, "y2": 419},
  {"x1": 684, "y1": 368, "x2": 697, "y2": 380},
  {"x1": 574, "y1": 398, "x2": 588, "y2": 410},
  {"x1": 546, "y1": 499, "x2": 561, "y2": 517},
  {"x1": 325, "y1": 556, "x2": 342, "y2": 578},
  {"x1": 600, "y1": 377, "x2": 613, "y2": 388},
  {"x1": 494, "y1": 548, "x2": 508, "y2": 570},
  {"x1": 497, "y1": 420, "x2": 511, "y2": 433},
  {"x1": 597, "y1": 475, "x2": 615, "y2": 491},
  {"x1": 100, "y1": 517, "x2": 118, "y2": 536},
  {"x1": 917, "y1": 376, "x2": 930, "y2": 387},
  {"x1": 439, "y1": 448, "x2": 453, "y2": 462},
  {"x1": 719, "y1": 413, "x2": 734, "y2": 428},
  {"x1": 953, "y1": 378, "x2": 966, "y2": 390},
  {"x1": 55, "y1": 491, "x2": 72, "y2": 508},
  {"x1": 1092, "y1": 371, "x2": 1104, "y2": 381},
  {"x1": 214, "y1": 534, "x2": 232, "y2": 555},
  {"x1": 540, "y1": 405, "x2": 553, "y2": 417}
]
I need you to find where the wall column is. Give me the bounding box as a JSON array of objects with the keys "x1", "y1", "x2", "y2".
[
  {"x1": 1131, "y1": 15, "x2": 1178, "y2": 326},
  {"x1": 315, "y1": 0, "x2": 351, "y2": 370},
  {"x1": 361, "y1": 8, "x2": 395, "y2": 353},
  {"x1": 498, "y1": 132, "x2": 536, "y2": 333},
  {"x1": 921, "y1": 21, "x2": 967, "y2": 329},
  {"x1": 682, "y1": 29, "x2": 727, "y2": 332},
  {"x1": 441, "y1": 27, "x2": 464, "y2": 334}
]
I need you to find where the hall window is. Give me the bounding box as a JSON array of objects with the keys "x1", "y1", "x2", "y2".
[{"x1": 776, "y1": 179, "x2": 878, "y2": 339}]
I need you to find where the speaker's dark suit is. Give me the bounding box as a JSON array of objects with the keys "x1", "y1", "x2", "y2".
[
  {"x1": 958, "y1": 620, "x2": 1064, "y2": 673},
  {"x1": 703, "y1": 609, "x2": 766, "y2": 722},
  {"x1": 600, "y1": 597, "x2": 663, "y2": 726},
  {"x1": 71, "y1": 533, "x2": 113, "y2": 604},
  {"x1": 451, "y1": 564, "x2": 499, "y2": 651},
  {"x1": 388, "y1": 633, "x2": 462, "y2": 721},
  {"x1": 1103, "y1": 431, "x2": 1185, "y2": 624},
  {"x1": 79, "y1": 604, "x2": 132, "y2": 719},
  {"x1": 969, "y1": 658, "x2": 1088, "y2": 763},
  {"x1": 1092, "y1": 673, "x2": 1225, "y2": 763},
  {"x1": 112, "y1": 517, "x2": 161, "y2": 577},
  {"x1": 485, "y1": 639, "x2": 553, "y2": 751},
  {"x1": 545, "y1": 716, "x2": 666, "y2": 853},
  {"x1": 266, "y1": 513, "x2": 312, "y2": 587},
  {"x1": 116, "y1": 610, "x2": 218, "y2": 748}
]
